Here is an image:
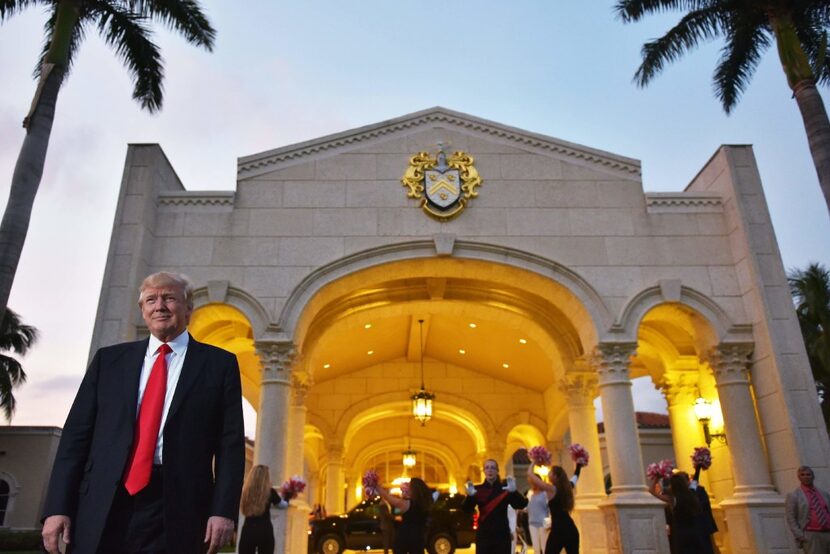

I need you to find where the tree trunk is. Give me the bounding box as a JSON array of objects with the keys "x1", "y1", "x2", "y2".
[
  {"x1": 793, "y1": 81, "x2": 830, "y2": 218},
  {"x1": 0, "y1": 2, "x2": 78, "y2": 323},
  {"x1": 0, "y1": 67, "x2": 64, "y2": 324}
]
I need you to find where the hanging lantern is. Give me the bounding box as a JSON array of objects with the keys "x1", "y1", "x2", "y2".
[
  {"x1": 411, "y1": 319, "x2": 435, "y2": 425},
  {"x1": 402, "y1": 448, "x2": 417, "y2": 468}
]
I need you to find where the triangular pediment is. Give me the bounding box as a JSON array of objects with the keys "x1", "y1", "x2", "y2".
[{"x1": 237, "y1": 107, "x2": 640, "y2": 180}]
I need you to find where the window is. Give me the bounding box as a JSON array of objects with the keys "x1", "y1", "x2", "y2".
[{"x1": 0, "y1": 479, "x2": 9, "y2": 526}]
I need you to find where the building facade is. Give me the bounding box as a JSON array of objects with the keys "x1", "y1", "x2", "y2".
[{"x1": 92, "y1": 108, "x2": 830, "y2": 553}]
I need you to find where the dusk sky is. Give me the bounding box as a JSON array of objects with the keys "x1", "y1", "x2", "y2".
[{"x1": 2, "y1": 2, "x2": 828, "y2": 435}]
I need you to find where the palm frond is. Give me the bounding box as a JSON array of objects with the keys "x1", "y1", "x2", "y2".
[
  {"x1": 0, "y1": 0, "x2": 49, "y2": 21},
  {"x1": 34, "y1": 7, "x2": 89, "y2": 78},
  {"x1": 615, "y1": 0, "x2": 710, "y2": 23},
  {"x1": 713, "y1": 16, "x2": 771, "y2": 113},
  {"x1": 0, "y1": 308, "x2": 38, "y2": 355},
  {"x1": 634, "y1": 6, "x2": 729, "y2": 86},
  {"x1": 0, "y1": 354, "x2": 25, "y2": 421},
  {"x1": 793, "y1": 9, "x2": 830, "y2": 83},
  {"x1": 126, "y1": 0, "x2": 215, "y2": 50},
  {"x1": 91, "y1": 1, "x2": 164, "y2": 112}
]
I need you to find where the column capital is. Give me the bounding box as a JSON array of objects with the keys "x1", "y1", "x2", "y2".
[
  {"x1": 559, "y1": 371, "x2": 599, "y2": 407},
  {"x1": 326, "y1": 443, "x2": 344, "y2": 463},
  {"x1": 707, "y1": 342, "x2": 753, "y2": 386},
  {"x1": 256, "y1": 340, "x2": 298, "y2": 385},
  {"x1": 657, "y1": 370, "x2": 699, "y2": 407},
  {"x1": 291, "y1": 370, "x2": 313, "y2": 406},
  {"x1": 591, "y1": 342, "x2": 637, "y2": 385}
]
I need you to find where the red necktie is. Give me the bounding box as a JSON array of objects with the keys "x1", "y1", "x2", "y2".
[{"x1": 123, "y1": 343, "x2": 171, "y2": 495}]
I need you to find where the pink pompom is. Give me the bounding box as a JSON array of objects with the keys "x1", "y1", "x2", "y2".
[
  {"x1": 528, "y1": 446, "x2": 553, "y2": 466},
  {"x1": 646, "y1": 459, "x2": 675, "y2": 481},
  {"x1": 279, "y1": 476, "x2": 307, "y2": 499},
  {"x1": 691, "y1": 447, "x2": 712, "y2": 470},
  {"x1": 568, "y1": 444, "x2": 590, "y2": 466},
  {"x1": 362, "y1": 469, "x2": 380, "y2": 497},
  {"x1": 400, "y1": 481, "x2": 411, "y2": 498}
]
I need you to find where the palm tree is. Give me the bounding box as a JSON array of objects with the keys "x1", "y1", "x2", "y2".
[
  {"x1": 788, "y1": 263, "x2": 830, "y2": 431},
  {"x1": 615, "y1": 1, "x2": 830, "y2": 219},
  {"x1": 0, "y1": 1, "x2": 216, "y2": 324},
  {"x1": 0, "y1": 308, "x2": 38, "y2": 421}
]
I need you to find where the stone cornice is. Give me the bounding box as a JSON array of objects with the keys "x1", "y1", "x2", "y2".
[
  {"x1": 237, "y1": 107, "x2": 641, "y2": 179},
  {"x1": 158, "y1": 191, "x2": 235, "y2": 207},
  {"x1": 645, "y1": 193, "x2": 723, "y2": 213}
]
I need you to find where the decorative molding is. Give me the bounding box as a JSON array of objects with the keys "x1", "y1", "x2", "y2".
[
  {"x1": 560, "y1": 372, "x2": 599, "y2": 407},
  {"x1": 237, "y1": 108, "x2": 641, "y2": 179},
  {"x1": 158, "y1": 191, "x2": 234, "y2": 207},
  {"x1": 645, "y1": 193, "x2": 723, "y2": 213},
  {"x1": 707, "y1": 343, "x2": 754, "y2": 386},
  {"x1": 291, "y1": 370, "x2": 313, "y2": 406},
  {"x1": 256, "y1": 341, "x2": 297, "y2": 384},
  {"x1": 657, "y1": 370, "x2": 699, "y2": 406},
  {"x1": 592, "y1": 343, "x2": 637, "y2": 385}
]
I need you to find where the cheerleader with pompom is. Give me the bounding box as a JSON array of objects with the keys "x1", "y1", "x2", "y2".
[
  {"x1": 366, "y1": 470, "x2": 433, "y2": 554},
  {"x1": 239, "y1": 465, "x2": 294, "y2": 554},
  {"x1": 526, "y1": 445, "x2": 589, "y2": 554},
  {"x1": 462, "y1": 459, "x2": 528, "y2": 553}
]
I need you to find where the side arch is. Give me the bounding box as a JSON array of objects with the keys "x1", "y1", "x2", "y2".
[{"x1": 615, "y1": 284, "x2": 752, "y2": 344}]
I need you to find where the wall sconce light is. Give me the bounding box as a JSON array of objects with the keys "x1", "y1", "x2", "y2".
[{"x1": 693, "y1": 397, "x2": 727, "y2": 446}]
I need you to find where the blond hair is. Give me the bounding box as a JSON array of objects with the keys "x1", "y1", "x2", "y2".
[
  {"x1": 240, "y1": 465, "x2": 273, "y2": 517},
  {"x1": 138, "y1": 272, "x2": 194, "y2": 309}
]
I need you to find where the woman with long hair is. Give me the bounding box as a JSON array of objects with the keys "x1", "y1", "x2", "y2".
[
  {"x1": 375, "y1": 477, "x2": 433, "y2": 554},
  {"x1": 238, "y1": 465, "x2": 288, "y2": 554},
  {"x1": 648, "y1": 472, "x2": 705, "y2": 554},
  {"x1": 527, "y1": 465, "x2": 580, "y2": 554}
]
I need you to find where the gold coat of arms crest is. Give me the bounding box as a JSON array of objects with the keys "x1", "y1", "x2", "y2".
[{"x1": 401, "y1": 147, "x2": 482, "y2": 220}]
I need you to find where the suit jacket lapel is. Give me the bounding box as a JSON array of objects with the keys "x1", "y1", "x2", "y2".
[
  {"x1": 123, "y1": 338, "x2": 150, "y2": 421},
  {"x1": 166, "y1": 334, "x2": 205, "y2": 423}
]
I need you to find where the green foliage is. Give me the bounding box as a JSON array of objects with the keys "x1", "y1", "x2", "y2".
[
  {"x1": 615, "y1": 0, "x2": 830, "y2": 112},
  {"x1": 0, "y1": 308, "x2": 37, "y2": 421},
  {"x1": 0, "y1": 0, "x2": 216, "y2": 113},
  {"x1": 788, "y1": 262, "x2": 830, "y2": 430}
]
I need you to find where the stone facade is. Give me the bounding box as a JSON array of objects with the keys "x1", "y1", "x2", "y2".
[{"x1": 91, "y1": 108, "x2": 830, "y2": 553}]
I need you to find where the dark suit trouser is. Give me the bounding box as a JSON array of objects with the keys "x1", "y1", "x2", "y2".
[{"x1": 98, "y1": 466, "x2": 166, "y2": 554}]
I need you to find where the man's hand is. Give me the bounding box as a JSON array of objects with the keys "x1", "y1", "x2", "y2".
[
  {"x1": 42, "y1": 515, "x2": 71, "y2": 554},
  {"x1": 506, "y1": 476, "x2": 517, "y2": 492},
  {"x1": 204, "y1": 515, "x2": 235, "y2": 554}
]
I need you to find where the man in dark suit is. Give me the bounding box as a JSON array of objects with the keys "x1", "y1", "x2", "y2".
[
  {"x1": 41, "y1": 272, "x2": 245, "y2": 554},
  {"x1": 463, "y1": 459, "x2": 528, "y2": 553}
]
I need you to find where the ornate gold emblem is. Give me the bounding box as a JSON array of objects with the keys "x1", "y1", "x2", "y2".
[{"x1": 401, "y1": 146, "x2": 482, "y2": 220}]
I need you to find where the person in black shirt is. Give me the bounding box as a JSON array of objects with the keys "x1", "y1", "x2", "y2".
[{"x1": 238, "y1": 465, "x2": 288, "y2": 554}]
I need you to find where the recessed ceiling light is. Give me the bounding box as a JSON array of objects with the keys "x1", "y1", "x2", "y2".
[
  {"x1": 459, "y1": 349, "x2": 466, "y2": 355},
  {"x1": 519, "y1": 338, "x2": 527, "y2": 344},
  {"x1": 502, "y1": 363, "x2": 509, "y2": 369},
  {"x1": 323, "y1": 363, "x2": 331, "y2": 369},
  {"x1": 367, "y1": 350, "x2": 374, "y2": 355},
  {"x1": 364, "y1": 323, "x2": 372, "y2": 329},
  {"x1": 469, "y1": 323, "x2": 477, "y2": 328}
]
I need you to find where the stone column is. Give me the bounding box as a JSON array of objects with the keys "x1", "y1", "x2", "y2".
[
  {"x1": 658, "y1": 370, "x2": 707, "y2": 475},
  {"x1": 325, "y1": 446, "x2": 346, "y2": 515},
  {"x1": 593, "y1": 343, "x2": 670, "y2": 554},
  {"x1": 560, "y1": 368, "x2": 607, "y2": 554},
  {"x1": 253, "y1": 341, "x2": 296, "y2": 554},
  {"x1": 708, "y1": 344, "x2": 788, "y2": 554},
  {"x1": 286, "y1": 371, "x2": 311, "y2": 554}
]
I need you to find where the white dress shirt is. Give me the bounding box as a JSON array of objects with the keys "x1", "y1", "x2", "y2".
[{"x1": 136, "y1": 330, "x2": 189, "y2": 464}]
